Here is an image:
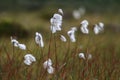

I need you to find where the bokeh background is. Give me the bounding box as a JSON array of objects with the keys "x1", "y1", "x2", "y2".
[{"x1": 0, "y1": 0, "x2": 120, "y2": 38}]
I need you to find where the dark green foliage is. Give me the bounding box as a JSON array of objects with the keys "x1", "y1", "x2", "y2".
[
  {"x1": 0, "y1": 21, "x2": 29, "y2": 38},
  {"x1": 0, "y1": 0, "x2": 120, "y2": 13}
]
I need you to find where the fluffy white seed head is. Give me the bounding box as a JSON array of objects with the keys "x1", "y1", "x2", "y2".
[
  {"x1": 24, "y1": 54, "x2": 36, "y2": 65},
  {"x1": 67, "y1": 27, "x2": 77, "y2": 42},
  {"x1": 94, "y1": 23, "x2": 104, "y2": 35},
  {"x1": 94, "y1": 24, "x2": 99, "y2": 34},
  {"x1": 43, "y1": 59, "x2": 52, "y2": 69},
  {"x1": 18, "y1": 44, "x2": 26, "y2": 50},
  {"x1": 11, "y1": 37, "x2": 19, "y2": 47},
  {"x1": 43, "y1": 59, "x2": 54, "y2": 74},
  {"x1": 35, "y1": 32, "x2": 44, "y2": 47},
  {"x1": 67, "y1": 30, "x2": 76, "y2": 42},
  {"x1": 80, "y1": 26, "x2": 89, "y2": 34},
  {"x1": 24, "y1": 54, "x2": 36, "y2": 62},
  {"x1": 50, "y1": 13, "x2": 62, "y2": 33},
  {"x1": 60, "y1": 35, "x2": 67, "y2": 42},
  {"x1": 78, "y1": 53, "x2": 85, "y2": 59},
  {"x1": 35, "y1": 32, "x2": 42, "y2": 44},
  {"x1": 47, "y1": 66, "x2": 54, "y2": 74},
  {"x1": 80, "y1": 20, "x2": 89, "y2": 34}
]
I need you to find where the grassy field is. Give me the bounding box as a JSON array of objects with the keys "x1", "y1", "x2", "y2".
[{"x1": 0, "y1": 9, "x2": 120, "y2": 80}]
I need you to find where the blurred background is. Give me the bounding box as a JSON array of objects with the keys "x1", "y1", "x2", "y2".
[{"x1": 0, "y1": 0, "x2": 120, "y2": 38}]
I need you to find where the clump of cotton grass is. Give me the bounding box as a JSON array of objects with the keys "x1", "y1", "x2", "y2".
[
  {"x1": 80, "y1": 20, "x2": 89, "y2": 34},
  {"x1": 67, "y1": 27, "x2": 77, "y2": 42},
  {"x1": 94, "y1": 22, "x2": 104, "y2": 35},
  {"x1": 50, "y1": 9, "x2": 63, "y2": 33},
  {"x1": 78, "y1": 53, "x2": 92, "y2": 60},
  {"x1": 11, "y1": 37, "x2": 26, "y2": 50},
  {"x1": 24, "y1": 54, "x2": 36, "y2": 66},
  {"x1": 43, "y1": 59, "x2": 54, "y2": 74},
  {"x1": 35, "y1": 32, "x2": 44, "y2": 48},
  {"x1": 60, "y1": 35, "x2": 67, "y2": 42}
]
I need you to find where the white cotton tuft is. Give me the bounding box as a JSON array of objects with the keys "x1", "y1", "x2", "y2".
[
  {"x1": 18, "y1": 44, "x2": 26, "y2": 50},
  {"x1": 80, "y1": 20, "x2": 89, "y2": 34},
  {"x1": 43, "y1": 59, "x2": 54, "y2": 74},
  {"x1": 60, "y1": 35, "x2": 67, "y2": 42},
  {"x1": 24, "y1": 54, "x2": 36, "y2": 62},
  {"x1": 47, "y1": 66, "x2": 54, "y2": 74},
  {"x1": 94, "y1": 24, "x2": 99, "y2": 34},
  {"x1": 50, "y1": 13, "x2": 63, "y2": 33},
  {"x1": 24, "y1": 54, "x2": 36, "y2": 66},
  {"x1": 78, "y1": 53, "x2": 85, "y2": 59},
  {"x1": 80, "y1": 26, "x2": 89, "y2": 34},
  {"x1": 94, "y1": 22, "x2": 104, "y2": 35},
  {"x1": 67, "y1": 27, "x2": 77, "y2": 42},
  {"x1": 43, "y1": 59, "x2": 52, "y2": 69},
  {"x1": 11, "y1": 37, "x2": 19, "y2": 47},
  {"x1": 35, "y1": 32, "x2": 44, "y2": 47}
]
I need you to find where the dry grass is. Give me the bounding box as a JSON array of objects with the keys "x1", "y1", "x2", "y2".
[{"x1": 0, "y1": 30, "x2": 120, "y2": 80}]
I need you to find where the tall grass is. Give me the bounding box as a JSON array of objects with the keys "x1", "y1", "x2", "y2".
[{"x1": 0, "y1": 28, "x2": 120, "y2": 80}]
